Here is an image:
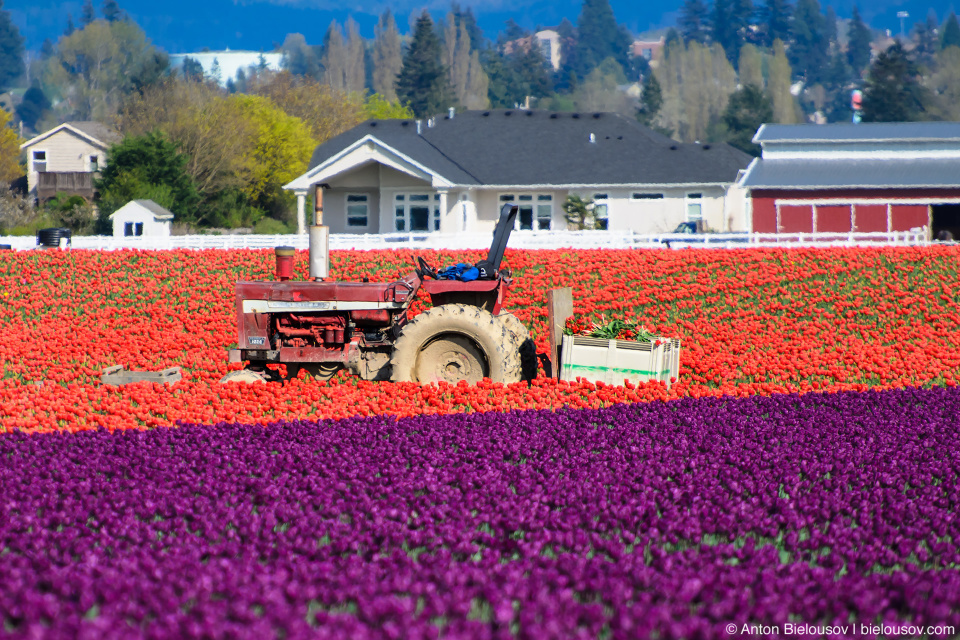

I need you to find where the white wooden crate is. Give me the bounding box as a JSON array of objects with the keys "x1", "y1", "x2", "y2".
[{"x1": 559, "y1": 335, "x2": 681, "y2": 388}]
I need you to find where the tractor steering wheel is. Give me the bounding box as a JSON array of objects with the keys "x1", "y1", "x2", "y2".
[{"x1": 417, "y1": 256, "x2": 437, "y2": 279}]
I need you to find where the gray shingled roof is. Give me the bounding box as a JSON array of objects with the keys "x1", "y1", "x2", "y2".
[
  {"x1": 754, "y1": 122, "x2": 960, "y2": 143},
  {"x1": 67, "y1": 121, "x2": 120, "y2": 145},
  {"x1": 308, "y1": 110, "x2": 752, "y2": 186},
  {"x1": 740, "y1": 158, "x2": 960, "y2": 189},
  {"x1": 134, "y1": 199, "x2": 174, "y2": 220}
]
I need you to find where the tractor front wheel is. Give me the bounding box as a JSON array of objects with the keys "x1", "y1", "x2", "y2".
[{"x1": 390, "y1": 304, "x2": 521, "y2": 385}]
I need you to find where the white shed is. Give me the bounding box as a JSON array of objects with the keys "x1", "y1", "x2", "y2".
[{"x1": 109, "y1": 200, "x2": 174, "y2": 238}]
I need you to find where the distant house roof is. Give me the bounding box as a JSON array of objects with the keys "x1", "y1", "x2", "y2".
[
  {"x1": 109, "y1": 199, "x2": 174, "y2": 221},
  {"x1": 754, "y1": 122, "x2": 960, "y2": 144},
  {"x1": 740, "y1": 157, "x2": 960, "y2": 189},
  {"x1": 298, "y1": 110, "x2": 752, "y2": 189},
  {"x1": 20, "y1": 121, "x2": 119, "y2": 151}
]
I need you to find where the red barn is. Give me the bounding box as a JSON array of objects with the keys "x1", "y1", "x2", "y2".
[{"x1": 739, "y1": 122, "x2": 960, "y2": 239}]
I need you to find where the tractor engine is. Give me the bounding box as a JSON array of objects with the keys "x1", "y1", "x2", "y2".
[{"x1": 273, "y1": 313, "x2": 347, "y2": 349}]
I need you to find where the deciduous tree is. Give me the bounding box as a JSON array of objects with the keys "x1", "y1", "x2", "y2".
[
  {"x1": 43, "y1": 20, "x2": 159, "y2": 121},
  {"x1": 738, "y1": 43, "x2": 765, "y2": 89},
  {"x1": 768, "y1": 39, "x2": 800, "y2": 123},
  {"x1": 96, "y1": 131, "x2": 199, "y2": 223},
  {"x1": 655, "y1": 40, "x2": 738, "y2": 142},
  {"x1": 281, "y1": 33, "x2": 321, "y2": 79},
  {"x1": 372, "y1": 10, "x2": 402, "y2": 100},
  {"x1": 0, "y1": 107, "x2": 21, "y2": 184}
]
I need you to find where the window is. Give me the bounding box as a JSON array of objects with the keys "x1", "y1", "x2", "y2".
[
  {"x1": 345, "y1": 194, "x2": 369, "y2": 228},
  {"x1": 89, "y1": 155, "x2": 100, "y2": 172},
  {"x1": 32, "y1": 150, "x2": 47, "y2": 172},
  {"x1": 593, "y1": 193, "x2": 609, "y2": 231},
  {"x1": 633, "y1": 193, "x2": 663, "y2": 200},
  {"x1": 642, "y1": 48, "x2": 653, "y2": 60},
  {"x1": 394, "y1": 192, "x2": 440, "y2": 232},
  {"x1": 501, "y1": 193, "x2": 552, "y2": 231},
  {"x1": 124, "y1": 222, "x2": 144, "y2": 237},
  {"x1": 686, "y1": 193, "x2": 703, "y2": 222}
]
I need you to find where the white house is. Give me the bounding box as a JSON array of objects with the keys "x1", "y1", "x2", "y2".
[
  {"x1": 20, "y1": 121, "x2": 119, "y2": 204},
  {"x1": 109, "y1": 200, "x2": 174, "y2": 238},
  {"x1": 283, "y1": 110, "x2": 752, "y2": 237}
]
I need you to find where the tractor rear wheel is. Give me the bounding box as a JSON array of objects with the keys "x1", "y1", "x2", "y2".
[
  {"x1": 390, "y1": 304, "x2": 521, "y2": 385},
  {"x1": 497, "y1": 313, "x2": 538, "y2": 382}
]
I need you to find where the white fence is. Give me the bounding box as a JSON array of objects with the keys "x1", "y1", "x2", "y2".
[{"x1": 0, "y1": 228, "x2": 934, "y2": 252}]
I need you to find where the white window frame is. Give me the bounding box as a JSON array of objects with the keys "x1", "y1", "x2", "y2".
[
  {"x1": 124, "y1": 222, "x2": 144, "y2": 237},
  {"x1": 345, "y1": 193, "x2": 370, "y2": 229},
  {"x1": 88, "y1": 154, "x2": 100, "y2": 172},
  {"x1": 31, "y1": 149, "x2": 48, "y2": 172},
  {"x1": 499, "y1": 193, "x2": 553, "y2": 231},
  {"x1": 394, "y1": 192, "x2": 440, "y2": 232},
  {"x1": 592, "y1": 193, "x2": 609, "y2": 230},
  {"x1": 685, "y1": 192, "x2": 703, "y2": 223}
]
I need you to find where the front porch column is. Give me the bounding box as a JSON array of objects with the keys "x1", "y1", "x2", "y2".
[
  {"x1": 438, "y1": 189, "x2": 449, "y2": 233},
  {"x1": 295, "y1": 189, "x2": 307, "y2": 235}
]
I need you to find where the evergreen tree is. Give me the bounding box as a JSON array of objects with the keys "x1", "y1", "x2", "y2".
[
  {"x1": 16, "y1": 84, "x2": 50, "y2": 130},
  {"x1": 823, "y1": 6, "x2": 838, "y2": 52},
  {"x1": 789, "y1": 0, "x2": 828, "y2": 83},
  {"x1": 182, "y1": 56, "x2": 204, "y2": 81},
  {"x1": 80, "y1": 0, "x2": 96, "y2": 26},
  {"x1": 711, "y1": 0, "x2": 753, "y2": 64},
  {"x1": 913, "y1": 12, "x2": 940, "y2": 70},
  {"x1": 396, "y1": 11, "x2": 453, "y2": 118},
  {"x1": 846, "y1": 6, "x2": 872, "y2": 75},
  {"x1": 636, "y1": 72, "x2": 663, "y2": 127},
  {"x1": 861, "y1": 42, "x2": 927, "y2": 122},
  {"x1": 64, "y1": 15, "x2": 76, "y2": 37},
  {"x1": 678, "y1": 0, "x2": 709, "y2": 44},
  {"x1": 723, "y1": 84, "x2": 772, "y2": 155},
  {"x1": 758, "y1": 0, "x2": 792, "y2": 47},
  {"x1": 942, "y1": 12, "x2": 960, "y2": 50},
  {"x1": 0, "y1": 0, "x2": 24, "y2": 93},
  {"x1": 102, "y1": 0, "x2": 124, "y2": 22},
  {"x1": 573, "y1": 0, "x2": 632, "y2": 78},
  {"x1": 373, "y1": 10, "x2": 403, "y2": 100},
  {"x1": 130, "y1": 49, "x2": 169, "y2": 93}
]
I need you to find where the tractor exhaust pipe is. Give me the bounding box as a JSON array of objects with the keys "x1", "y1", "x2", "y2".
[
  {"x1": 275, "y1": 246, "x2": 295, "y2": 281},
  {"x1": 309, "y1": 185, "x2": 330, "y2": 280}
]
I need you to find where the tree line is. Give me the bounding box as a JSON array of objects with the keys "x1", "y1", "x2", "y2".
[{"x1": 6, "y1": 0, "x2": 960, "y2": 234}]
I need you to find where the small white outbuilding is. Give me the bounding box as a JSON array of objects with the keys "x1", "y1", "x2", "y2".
[{"x1": 109, "y1": 200, "x2": 174, "y2": 238}]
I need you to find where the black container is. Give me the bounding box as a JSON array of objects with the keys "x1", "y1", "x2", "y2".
[{"x1": 36, "y1": 228, "x2": 72, "y2": 248}]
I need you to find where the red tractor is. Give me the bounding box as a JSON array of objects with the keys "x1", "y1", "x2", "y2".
[{"x1": 222, "y1": 204, "x2": 537, "y2": 385}]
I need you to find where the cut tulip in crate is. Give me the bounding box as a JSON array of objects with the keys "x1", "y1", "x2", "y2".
[{"x1": 546, "y1": 288, "x2": 681, "y2": 388}]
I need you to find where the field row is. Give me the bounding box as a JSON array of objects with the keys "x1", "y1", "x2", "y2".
[
  {"x1": 2, "y1": 246, "x2": 960, "y2": 432},
  {"x1": 3, "y1": 387, "x2": 959, "y2": 638}
]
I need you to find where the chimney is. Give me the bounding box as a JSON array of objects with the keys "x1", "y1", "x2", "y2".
[
  {"x1": 589, "y1": 133, "x2": 596, "y2": 143},
  {"x1": 428, "y1": 117, "x2": 435, "y2": 128},
  {"x1": 416, "y1": 119, "x2": 422, "y2": 134},
  {"x1": 448, "y1": 107, "x2": 455, "y2": 119}
]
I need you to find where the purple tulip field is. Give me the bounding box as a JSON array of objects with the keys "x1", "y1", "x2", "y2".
[{"x1": 2, "y1": 386, "x2": 959, "y2": 639}]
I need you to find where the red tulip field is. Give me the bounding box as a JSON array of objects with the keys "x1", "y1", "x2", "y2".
[
  {"x1": 2, "y1": 246, "x2": 960, "y2": 434},
  {"x1": 2, "y1": 246, "x2": 960, "y2": 638}
]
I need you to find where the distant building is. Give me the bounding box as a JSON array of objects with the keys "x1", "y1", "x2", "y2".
[
  {"x1": 109, "y1": 200, "x2": 174, "y2": 238},
  {"x1": 631, "y1": 37, "x2": 665, "y2": 68},
  {"x1": 739, "y1": 122, "x2": 960, "y2": 239},
  {"x1": 503, "y1": 30, "x2": 564, "y2": 71},
  {"x1": 20, "y1": 122, "x2": 119, "y2": 205},
  {"x1": 168, "y1": 50, "x2": 284, "y2": 87}
]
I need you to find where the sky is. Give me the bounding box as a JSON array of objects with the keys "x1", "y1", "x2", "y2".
[{"x1": 7, "y1": 0, "x2": 944, "y2": 54}]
